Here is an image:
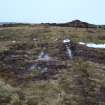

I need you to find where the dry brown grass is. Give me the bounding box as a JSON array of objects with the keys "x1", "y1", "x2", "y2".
[{"x1": 0, "y1": 25, "x2": 105, "y2": 105}]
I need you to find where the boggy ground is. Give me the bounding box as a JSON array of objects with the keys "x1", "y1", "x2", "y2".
[
  {"x1": 0, "y1": 41, "x2": 105, "y2": 84},
  {"x1": 0, "y1": 56, "x2": 105, "y2": 105},
  {"x1": 0, "y1": 26, "x2": 105, "y2": 105}
]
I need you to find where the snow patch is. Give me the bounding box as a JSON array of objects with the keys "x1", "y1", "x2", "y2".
[{"x1": 79, "y1": 42, "x2": 105, "y2": 48}]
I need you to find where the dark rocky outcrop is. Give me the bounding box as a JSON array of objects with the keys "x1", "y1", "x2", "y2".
[{"x1": 46, "y1": 20, "x2": 97, "y2": 28}]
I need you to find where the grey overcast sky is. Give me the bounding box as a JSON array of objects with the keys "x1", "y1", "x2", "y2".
[{"x1": 0, "y1": 0, "x2": 105, "y2": 24}]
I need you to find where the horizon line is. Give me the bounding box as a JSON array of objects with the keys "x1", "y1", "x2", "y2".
[{"x1": 0, "y1": 19, "x2": 105, "y2": 25}]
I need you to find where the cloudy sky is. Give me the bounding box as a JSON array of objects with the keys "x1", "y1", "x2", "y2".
[{"x1": 0, "y1": 0, "x2": 105, "y2": 24}]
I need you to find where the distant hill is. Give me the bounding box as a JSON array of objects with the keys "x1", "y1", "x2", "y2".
[
  {"x1": 46, "y1": 20, "x2": 105, "y2": 29},
  {"x1": 0, "y1": 20, "x2": 105, "y2": 28},
  {"x1": 0, "y1": 22, "x2": 31, "y2": 27},
  {"x1": 0, "y1": 22, "x2": 16, "y2": 25}
]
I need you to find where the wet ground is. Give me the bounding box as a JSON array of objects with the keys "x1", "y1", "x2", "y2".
[
  {"x1": 76, "y1": 44, "x2": 105, "y2": 64},
  {"x1": 0, "y1": 42, "x2": 105, "y2": 85}
]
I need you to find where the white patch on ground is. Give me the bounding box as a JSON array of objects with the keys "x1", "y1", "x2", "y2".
[
  {"x1": 12, "y1": 40, "x2": 16, "y2": 43},
  {"x1": 79, "y1": 42, "x2": 105, "y2": 48},
  {"x1": 38, "y1": 54, "x2": 51, "y2": 61},
  {"x1": 86, "y1": 43, "x2": 105, "y2": 48},
  {"x1": 78, "y1": 42, "x2": 86, "y2": 45},
  {"x1": 38, "y1": 51, "x2": 52, "y2": 61},
  {"x1": 63, "y1": 39, "x2": 70, "y2": 43},
  {"x1": 66, "y1": 46, "x2": 73, "y2": 59},
  {"x1": 33, "y1": 38, "x2": 37, "y2": 41},
  {"x1": 54, "y1": 38, "x2": 58, "y2": 41}
]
